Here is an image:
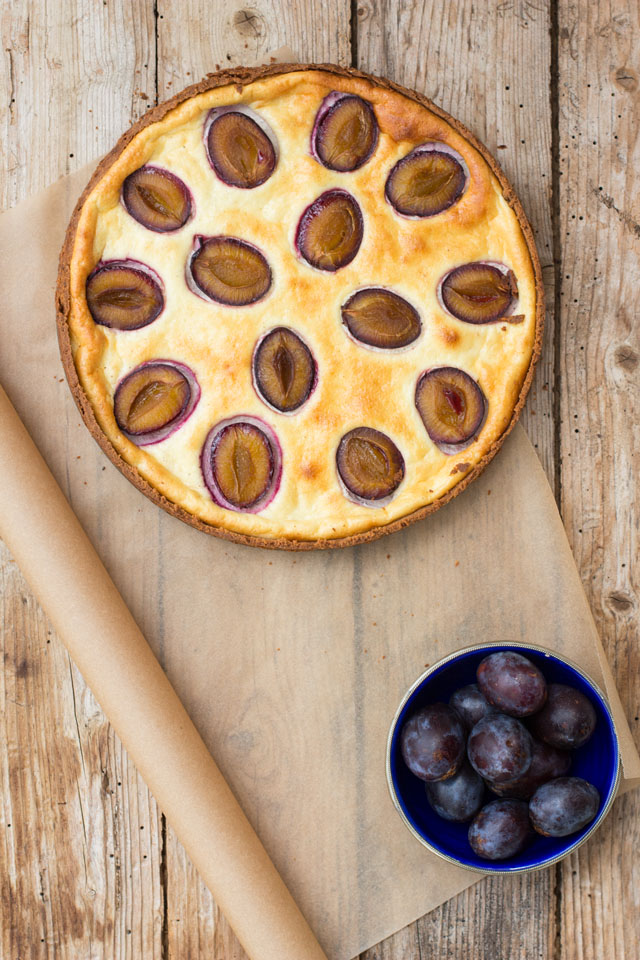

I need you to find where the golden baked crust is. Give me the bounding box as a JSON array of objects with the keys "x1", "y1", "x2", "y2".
[{"x1": 57, "y1": 63, "x2": 544, "y2": 550}]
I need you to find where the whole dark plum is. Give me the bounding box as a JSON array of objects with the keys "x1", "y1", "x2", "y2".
[
  {"x1": 529, "y1": 777, "x2": 600, "y2": 837},
  {"x1": 477, "y1": 651, "x2": 547, "y2": 717},
  {"x1": 529, "y1": 684, "x2": 597, "y2": 750},
  {"x1": 400, "y1": 703, "x2": 466, "y2": 782},
  {"x1": 312, "y1": 94, "x2": 378, "y2": 172},
  {"x1": 467, "y1": 713, "x2": 533, "y2": 783},
  {"x1": 426, "y1": 761, "x2": 485, "y2": 822},
  {"x1": 440, "y1": 263, "x2": 518, "y2": 324},
  {"x1": 468, "y1": 799, "x2": 533, "y2": 860},
  {"x1": 336, "y1": 427, "x2": 405, "y2": 503},
  {"x1": 449, "y1": 683, "x2": 495, "y2": 730}
]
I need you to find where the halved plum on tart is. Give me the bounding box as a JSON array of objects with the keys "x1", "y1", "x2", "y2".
[
  {"x1": 415, "y1": 367, "x2": 486, "y2": 451},
  {"x1": 201, "y1": 417, "x2": 282, "y2": 513},
  {"x1": 122, "y1": 166, "x2": 193, "y2": 232},
  {"x1": 114, "y1": 361, "x2": 200, "y2": 445},
  {"x1": 439, "y1": 262, "x2": 518, "y2": 324},
  {"x1": 205, "y1": 106, "x2": 277, "y2": 188},
  {"x1": 337, "y1": 427, "x2": 405, "y2": 505},
  {"x1": 86, "y1": 260, "x2": 164, "y2": 330},
  {"x1": 252, "y1": 327, "x2": 317, "y2": 413},
  {"x1": 295, "y1": 189, "x2": 363, "y2": 271},
  {"x1": 311, "y1": 92, "x2": 378, "y2": 172},
  {"x1": 187, "y1": 236, "x2": 272, "y2": 306},
  {"x1": 341, "y1": 288, "x2": 421, "y2": 350},
  {"x1": 385, "y1": 143, "x2": 467, "y2": 218}
]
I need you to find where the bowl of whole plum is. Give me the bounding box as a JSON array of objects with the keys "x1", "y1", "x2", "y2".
[{"x1": 386, "y1": 643, "x2": 620, "y2": 872}]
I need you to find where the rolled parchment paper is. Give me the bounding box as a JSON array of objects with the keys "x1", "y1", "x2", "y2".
[{"x1": 0, "y1": 383, "x2": 328, "y2": 960}]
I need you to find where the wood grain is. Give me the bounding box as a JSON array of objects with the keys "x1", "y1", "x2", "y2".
[
  {"x1": 0, "y1": 2, "x2": 163, "y2": 958},
  {"x1": 555, "y1": 3, "x2": 640, "y2": 959},
  {"x1": 0, "y1": 1, "x2": 638, "y2": 958}
]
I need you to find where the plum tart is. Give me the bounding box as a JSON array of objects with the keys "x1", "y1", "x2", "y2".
[{"x1": 57, "y1": 63, "x2": 543, "y2": 549}]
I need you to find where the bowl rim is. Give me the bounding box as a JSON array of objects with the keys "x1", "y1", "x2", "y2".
[{"x1": 386, "y1": 640, "x2": 622, "y2": 874}]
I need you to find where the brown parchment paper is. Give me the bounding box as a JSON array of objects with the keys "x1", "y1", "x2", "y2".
[{"x1": 1, "y1": 86, "x2": 639, "y2": 960}]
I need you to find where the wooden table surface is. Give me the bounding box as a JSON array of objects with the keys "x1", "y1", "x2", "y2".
[{"x1": 1, "y1": 1, "x2": 638, "y2": 957}]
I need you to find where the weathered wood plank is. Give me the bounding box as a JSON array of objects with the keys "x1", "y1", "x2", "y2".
[
  {"x1": 0, "y1": 2, "x2": 163, "y2": 958},
  {"x1": 154, "y1": 5, "x2": 351, "y2": 954},
  {"x1": 155, "y1": 0, "x2": 351, "y2": 99},
  {"x1": 355, "y1": 1, "x2": 556, "y2": 957},
  {"x1": 0, "y1": 544, "x2": 164, "y2": 959},
  {"x1": 555, "y1": 3, "x2": 640, "y2": 959}
]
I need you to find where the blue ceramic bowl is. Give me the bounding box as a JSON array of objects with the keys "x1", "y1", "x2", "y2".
[{"x1": 386, "y1": 642, "x2": 621, "y2": 873}]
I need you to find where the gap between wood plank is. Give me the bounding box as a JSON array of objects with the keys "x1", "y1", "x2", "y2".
[
  {"x1": 550, "y1": 0, "x2": 563, "y2": 511},
  {"x1": 153, "y1": 0, "x2": 160, "y2": 107},
  {"x1": 350, "y1": 0, "x2": 359, "y2": 68},
  {"x1": 151, "y1": 5, "x2": 169, "y2": 956},
  {"x1": 549, "y1": 1, "x2": 564, "y2": 956}
]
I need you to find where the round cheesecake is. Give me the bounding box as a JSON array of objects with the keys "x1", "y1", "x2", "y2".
[{"x1": 57, "y1": 63, "x2": 544, "y2": 550}]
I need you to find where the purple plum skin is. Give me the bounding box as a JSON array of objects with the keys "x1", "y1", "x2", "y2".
[
  {"x1": 529, "y1": 777, "x2": 600, "y2": 837},
  {"x1": 449, "y1": 683, "x2": 495, "y2": 730},
  {"x1": 468, "y1": 799, "x2": 533, "y2": 860},
  {"x1": 467, "y1": 713, "x2": 533, "y2": 783},
  {"x1": 400, "y1": 703, "x2": 466, "y2": 782},
  {"x1": 425, "y1": 761, "x2": 485, "y2": 822},
  {"x1": 528, "y1": 683, "x2": 597, "y2": 750},
  {"x1": 477, "y1": 651, "x2": 547, "y2": 718}
]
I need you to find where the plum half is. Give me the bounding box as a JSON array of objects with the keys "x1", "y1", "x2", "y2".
[
  {"x1": 415, "y1": 367, "x2": 486, "y2": 450},
  {"x1": 311, "y1": 92, "x2": 378, "y2": 172},
  {"x1": 439, "y1": 262, "x2": 518, "y2": 323},
  {"x1": 336, "y1": 427, "x2": 405, "y2": 504},
  {"x1": 341, "y1": 288, "x2": 421, "y2": 350},
  {"x1": 252, "y1": 327, "x2": 316, "y2": 413},
  {"x1": 122, "y1": 165, "x2": 192, "y2": 232},
  {"x1": 201, "y1": 416, "x2": 282, "y2": 512},
  {"x1": 187, "y1": 236, "x2": 272, "y2": 306},
  {"x1": 385, "y1": 143, "x2": 467, "y2": 218},
  {"x1": 295, "y1": 189, "x2": 363, "y2": 271},
  {"x1": 114, "y1": 360, "x2": 200, "y2": 446},
  {"x1": 86, "y1": 260, "x2": 164, "y2": 330},
  {"x1": 205, "y1": 106, "x2": 277, "y2": 188}
]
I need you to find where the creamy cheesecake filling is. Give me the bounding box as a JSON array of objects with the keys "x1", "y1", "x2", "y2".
[{"x1": 64, "y1": 68, "x2": 539, "y2": 542}]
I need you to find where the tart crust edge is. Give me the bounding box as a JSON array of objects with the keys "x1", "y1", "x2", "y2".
[{"x1": 55, "y1": 60, "x2": 545, "y2": 552}]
